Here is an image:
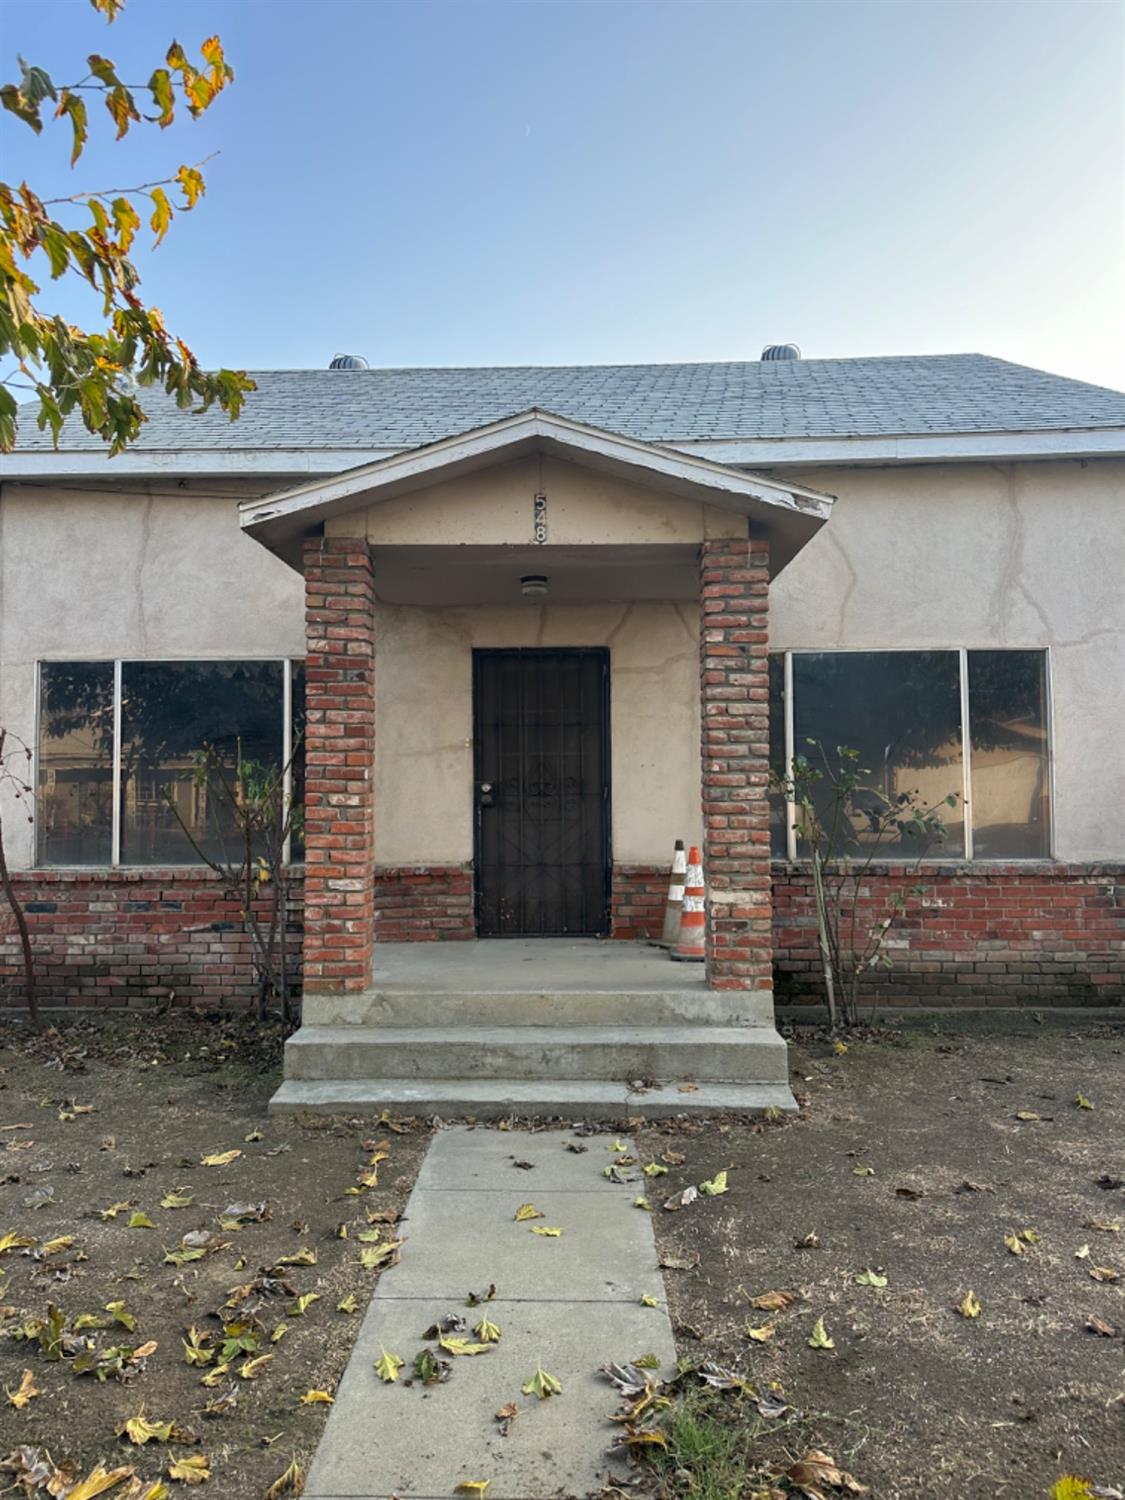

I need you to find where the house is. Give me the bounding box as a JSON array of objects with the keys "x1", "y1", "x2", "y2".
[{"x1": 1, "y1": 350, "x2": 1123, "y2": 1114}]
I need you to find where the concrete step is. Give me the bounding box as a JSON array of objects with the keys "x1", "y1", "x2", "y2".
[
  {"x1": 302, "y1": 987, "x2": 772, "y2": 1029},
  {"x1": 268, "y1": 1076, "x2": 798, "y2": 1119},
  {"x1": 283, "y1": 1023, "x2": 790, "y2": 1085}
]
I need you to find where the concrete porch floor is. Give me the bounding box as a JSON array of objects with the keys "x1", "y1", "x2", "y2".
[{"x1": 371, "y1": 937, "x2": 707, "y2": 992}]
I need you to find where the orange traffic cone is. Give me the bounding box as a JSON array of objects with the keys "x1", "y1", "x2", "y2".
[
  {"x1": 655, "y1": 839, "x2": 686, "y2": 948},
  {"x1": 670, "y1": 845, "x2": 705, "y2": 962}
]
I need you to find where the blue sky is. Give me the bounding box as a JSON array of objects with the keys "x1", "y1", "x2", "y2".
[{"x1": 4, "y1": 0, "x2": 1124, "y2": 387}]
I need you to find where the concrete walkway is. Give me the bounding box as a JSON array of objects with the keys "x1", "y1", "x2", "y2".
[{"x1": 305, "y1": 1127, "x2": 678, "y2": 1500}]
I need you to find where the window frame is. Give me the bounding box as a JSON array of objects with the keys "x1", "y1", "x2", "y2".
[
  {"x1": 34, "y1": 657, "x2": 303, "y2": 870},
  {"x1": 772, "y1": 646, "x2": 1053, "y2": 864}
]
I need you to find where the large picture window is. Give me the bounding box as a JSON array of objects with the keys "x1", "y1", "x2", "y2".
[
  {"x1": 769, "y1": 649, "x2": 1051, "y2": 862},
  {"x1": 36, "y1": 660, "x2": 304, "y2": 868}
]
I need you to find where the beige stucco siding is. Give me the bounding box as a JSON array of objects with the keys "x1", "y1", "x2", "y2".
[
  {"x1": 373, "y1": 600, "x2": 702, "y2": 866},
  {"x1": 770, "y1": 459, "x2": 1125, "y2": 862},
  {"x1": 327, "y1": 455, "x2": 745, "y2": 546}
]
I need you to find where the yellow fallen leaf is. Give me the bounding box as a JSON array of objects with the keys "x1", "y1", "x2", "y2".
[
  {"x1": 530, "y1": 1226, "x2": 562, "y2": 1237},
  {"x1": 287, "y1": 1293, "x2": 320, "y2": 1316},
  {"x1": 274, "y1": 1248, "x2": 317, "y2": 1267},
  {"x1": 64, "y1": 1465, "x2": 138, "y2": 1500},
  {"x1": 749, "y1": 1289, "x2": 797, "y2": 1311},
  {"x1": 239, "y1": 1353, "x2": 274, "y2": 1379},
  {"x1": 640, "y1": 1294, "x2": 660, "y2": 1307},
  {"x1": 745, "y1": 1322, "x2": 776, "y2": 1342},
  {"x1": 337, "y1": 1294, "x2": 358, "y2": 1314},
  {"x1": 1005, "y1": 1234, "x2": 1025, "y2": 1256},
  {"x1": 699, "y1": 1170, "x2": 728, "y2": 1196},
  {"x1": 1050, "y1": 1478, "x2": 1096, "y2": 1500},
  {"x1": 439, "y1": 1335, "x2": 493, "y2": 1356},
  {"x1": 514, "y1": 1203, "x2": 542, "y2": 1221},
  {"x1": 119, "y1": 1411, "x2": 174, "y2": 1444},
  {"x1": 1089, "y1": 1265, "x2": 1119, "y2": 1282},
  {"x1": 38, "y1": 1235, "x2": 76, "y2": 1256},
  {"x1": 958, "y1": 1290, "x2": 982, "y2": 1318},
  {"x1": 474, "y1": 1316, "x2": 502, "y2": 1343},
  {"x1": 200, "y1": 1150, "x2": 241, "y2": 1167},
  {"x1": 263, "y1": 1459, "x2": 303, "y2": 1499},
  {"x1": 160, "y1": 1192, "x2": 194, "y2": 1209},
  {"x1": 1075, "y1": 1093, "x2": 1094, "y2": 1110},
  {"x1": 0, "y1": 1231, "x2": 36, "y2": 1254},
  {"x1": 374, "y1": 1347, "x2": 404, "y2": 1382},
  {"x1": 456, "y1": 1485, "x2": 490, "y2": 1496},
  {"x1": 99, "y1": 1201, "x2": 136, "y2": 1221},
  {"x1": 5, "y1": 1367, "x2": 40, "y2": 1408},
  {"x1": 807, "y1": 1316, "x2": 834, "y2": 1349},
  {"x1": 127, "y1": 1212, "x2": 156, "y2": 1230},
  {"x1": 167, "y1": 1453, "x2": 210, "y2": 1483},
  {"x1": 522, "y1": 1362, "x2": 562, "y2": 1399},
  {"x1": 299, "y1": 1389, "x2": 334, "y2": 1404},
  {"x1": 1076, "y1": 1243, "x2": 1091, "y2": 1259}
]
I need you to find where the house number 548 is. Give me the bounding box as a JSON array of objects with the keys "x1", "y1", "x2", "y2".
[{"x1": 532, "y1": 492, "x2": 547, "y2": 544}]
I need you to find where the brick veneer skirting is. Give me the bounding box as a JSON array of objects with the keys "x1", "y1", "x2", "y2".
[
  {"x1": 4, "y1": 861, "x2": 1122, "y2": 1011},
  {"x1": 373, "y1": 864, "x2": 475, "y2": 941},
  {"x1": 0, "y1": 868, "x2": 304, "y2": 1010},
  {"x1": 772, "y1": 862, "x2": 1125, "y2": 1006}
]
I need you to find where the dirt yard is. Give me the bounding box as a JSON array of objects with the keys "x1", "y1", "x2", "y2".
[
  {"x1": 1, "y1": 1014, "x2": 1122, "y2": 1500},
  {"x1": 637, "y1": 1022, "x2": 1125, "y2": 1500},
  {"x1": 0, "y1": 1013, "x2": 430, "y2": 1498}
]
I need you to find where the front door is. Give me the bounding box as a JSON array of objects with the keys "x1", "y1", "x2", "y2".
[{"x1": 473, "y1": 648, "x2": 610, "y2": 936}]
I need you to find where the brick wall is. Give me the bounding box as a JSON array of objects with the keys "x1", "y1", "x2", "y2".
[
  {"x1": 699, "y1": 536, "x2": 773, "y2": 991},
  {"x1": 0, "y1": 868, "x2": 303, "y2": 1009},
  {"x1": 373, "y1": 864, "x2": 474, "y2": 941},
  {"x1": 773, "y1": 862, "x2": 1125, "y2": 1006},
  {"x1": 610, "y1": 864, "x2": 667, "y2": 940}
]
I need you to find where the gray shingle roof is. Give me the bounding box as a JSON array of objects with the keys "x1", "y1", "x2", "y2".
[{"x1": 11, "y1": 353, "x2": 1125, "y2": 452}]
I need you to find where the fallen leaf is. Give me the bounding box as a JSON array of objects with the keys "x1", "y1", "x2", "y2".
[
  {"x1": 127, "y1": 1212, "x2": 156, "y2": 1230},
  {"x1": 5, "y1": 1367, "x2": 40, "y2": 1408},
  {"x1": 663, "y1": 1186, "x2": 698, "y2": 1212},
  {"x1": 895, "y1": 1185, "x2": 924, "y2": 1200},
  {"x1": 239, "y1": 1353, "x2": 274, "y2": 1379},
  {"x1": 852, "y1": 1164, "x2": 876, "y2": 1177},
  {"x1": 1005, "y1": 1234, "x2": 1026, "y2": 1256},
  {"x1": 167, "y1": 1453, "x2": 210, "y2": 1483},
  {"x1": 786, "y1": 1448, "x2": 869, "y2": 1495},
  {"x1": 633, "y1": 1196, "x2": 651, "y2": 1210},
  {"x1": 748, "y1": 1289, "x2": 797, "y2": 1311},
  {"x1": 61, "y1": 1464, "x2": 139, "y2": 1499},
  {"x1": 1086, "y1": 1316, "x2": 1117, "y2": 1337},
  {"x1": 99, "y1": 1200, "x2": 137, "y2": 1221},
  {"x1": 659, "y1": 1251, "x2": 701, "y2": 1271},
  {"x1": 514, "y1": 1203, "x2": 542, "y2": 1221},
  {"x1": 160, "y1": 1192, "x2": 194, "y2": 1210},
  {"x1": 337, "y1": 1294, "x2": 358, "y2": 1315},
  {"x1": 795, "y1": 1230, "x2": 821, "y2": 1249},
  {"x1": 455, "y1": 1484, "x2": 489, "y2": 1496},
  {"x1": 807, "y1": 1316, "x2": 834, "y2": 1349},
  {"x1": 853, "y1": 1269, "x2": 888, "y2": 1287},
  {"x1": 1015, "y1": 1111, "x2": 1043, "y2": 1122},
  {"x1": 287, "y1": 1293, "x2": 320, "y2": 1317},
  {"x1": 1050, "y1": 1480, "x2": 1096, "y2": 1500},
  {"x1": 642, "y1": 1163, "x2": 668, "y2": 1177},
  {"x1": 474, "y1": 1316, "x2": 502, "y2": 1343},
  {"x1": 274, "y1": 1248, "x2": 317, "y2": 1267},
  {"x1": 201, "y1": 1150, "x2": 242, "y2": 1167},
  {"x1": 529, "y1": 1226, "x2": 562, "y2": 1237},
  {"x1": 1075, "y1": 1093, "x2": 1094, "y2": 1110},
  {"x1": 698, "y1": 1170, "x2": 728, "y2": 1196},
  {"x1": 299, "y1": 1389, "x2": 334, "y2": 1404},
  {"x1": 439, "y1": 1335, "x2": 493, "y2": 1356},
  {"x1": 521, "y1": 1362, "x2": 562, "y2": 1399},
  {"x1": 1076, "y1": 1243, "x2": 1091, "y2": 1260},
  {"x1": 745, "y1": 1322, "x2": 776, "y2": 1342},
  {"x1": 639, "y1": 1294, "x2": 660, "y2": 1307},
  {"x1": 263, "y1": 1458, "x2": 303, "y2": 1498},
  {"x1": 374, "y1": 1348, "x2": 404, "y2": 1383},
  {"x1": 958, "y1": 1290, "x2": 982, "y2": 1318},
  {"x1": 1089, "y1": 1265, "x2": 1119, "y2": 1283},
  {"x1": 833, "y1": 1039, "x2": 849, "y2": 1054},
  {"x1": 358, "y1": 1242, "x2": 401, "y2": 1271},
  {"x1": 660, "y1": 1150, "x2": 686, "y2": 1166},
  {"x1": 118, "y1": 1411, "x2": 175, "y2": 1444}
]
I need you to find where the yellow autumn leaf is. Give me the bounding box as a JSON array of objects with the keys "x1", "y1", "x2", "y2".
[
  {"x1": 0, "y1": 1231, "x2": 36, "y2": 1254},
  {"x1": 745, "y1": 1322, "x2": 776, "y2": 1342},
  {"x1": 1050, "y1": 1479, "x2": 1096, "y2": 1500},
  {"x1": 337, "y1": 1294, "x2": 358, "y2": 1314},
  {"x1": 1005, "y1": 1233, "x2": 1025, "y2": 1255},
  {"x1": 749, "y1": 1289, "x2": 797, "y2": 1311},
  {"x1": 640, "y1": 1294, "x2": 660, "y2": 1307},
  {"x1": 455, "y1": 1485, "x2": 490, "y2": 1496},
  {"x1": 808, "y1": 1316, "x2": 834, "y2": 1349},
  {"x1": 958, "y1": 1290, "x2": 982, "y2": 1318},
  {"x1": 64, "y1": 1465, "x2": 138, "y2": 1500},
  {"x1": 374, "y1": 1347, "x2": 404, "y2": 1382},
  {"x1": 263, "y1": 1459, "x2": 303, "y2": 1499},
  {"x1": 699, "y1": 1170, "x2": 728, "y2": 1196},
  {"x1": 270, "y1": 1323, "x2": 289, "y2": 1344},
  {"x1": 522, "y1": 1362, "x2": 562, "y2": 1399},
  {"x1": 287, "y1": 1293, "x2": 320, "y2": 1316},
  {"x1": 530, "y1": 1226, "x2": 562, "y2": 1237},
  {"x1": 514, "y1": 1203, "x2": 542, "y2": 1221},
  {"x1": 274, "y1": 1248, "x2": 316, "y2": 1266},
  {"x1": 167, "y1": 1453, "x2": 210, "y2": 1483},
  {"x1": 119, "y1": 1411, "x2": 174, "y2": 1444},
  {"x1": 5, "y1": 1367, "x2": 40, "y2": 1407},
  {"x1": 1075, "y1": 1093, "x2": 1094, "y2": 1110},
  {"x1": 99, "y1": 1201, "x2": 136, "y2": 1220},
  {"x1": 127, "y1": 1211, "x2": 156, "y2": 1230},
  {"x1": 439, "y1": 1335, "x2": 493, "y2": 1356},
  {"x1": 239, "y1": 1352, "x2": 274, "y2": 1379},
  {"x1": 832, "y1": 1039, "x2": 848, "y2": 1054},
  {"x1": 38, "y1": 1235, "x2": 76, "y2": 1256},
  {"x1": 160, "y1": 1192, "x2": 194, "y2": 1209},
  {"x1": 200, "y1": 1150, "x2": 241, "y2": 1167},
  {"x1": 299, "y1": 1389, "x2": 334, "y2": 1404},
  {"x1": 474, "y1": 1316, "x2": 502, "y2": 1343}
]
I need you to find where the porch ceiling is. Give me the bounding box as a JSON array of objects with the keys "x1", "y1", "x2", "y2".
[
  {"x1": 370, "y1": 542, "x2": 698, "y2": 605},
  {"x1": 240, "y1": 408, "x2": 834, "y2": 575}
]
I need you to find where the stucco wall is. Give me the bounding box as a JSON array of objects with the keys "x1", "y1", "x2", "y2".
[
  {"x1": 373, "y1": 599, "x2": 703, "y2": 866},
  {"x1": 0, "y1": 480, "x2": 305, "y2": 868},
  {"x1": 769, "y1": 458, "x2": 1125, "y2": 862}
]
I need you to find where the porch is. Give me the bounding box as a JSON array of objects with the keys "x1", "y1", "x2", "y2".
[{"x1": 241, "y1": 409, "x2": 833, "y2": 1115}]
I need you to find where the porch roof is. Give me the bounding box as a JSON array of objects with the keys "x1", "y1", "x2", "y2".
[{"x1": 239, "y1": 408, "x2": 833, "y2": 574}]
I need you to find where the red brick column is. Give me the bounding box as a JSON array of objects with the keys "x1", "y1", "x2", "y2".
[
  {"x1": 699, "y1": 535, "x2": 772, "y2": 992},
  {"x1": 302, "y1": 538, "x2": 376, "y2": 994}
]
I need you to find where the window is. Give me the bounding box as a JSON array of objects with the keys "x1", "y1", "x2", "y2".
[
  {"x1": 770, "y1": 649, "x2": 1050, "y2": 861},
  {"x1": 36, "y1": 660, "x2": 304, "y2": 868}
]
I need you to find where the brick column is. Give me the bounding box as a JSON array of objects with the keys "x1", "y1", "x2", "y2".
[
  {"x1": 699, "y1": 535, "x2": 773, "y2": 992},
  {"x1": 302, "y1": 538, "x2": 376, "y2": 994}
]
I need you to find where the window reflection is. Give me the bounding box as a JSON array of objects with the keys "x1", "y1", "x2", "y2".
[
  {"x1": 37, "y1": 662, "x2": 115, "y2": 865},
  {"x1": 968, "y1": 651, "x2": 1050, "y2": 857}
]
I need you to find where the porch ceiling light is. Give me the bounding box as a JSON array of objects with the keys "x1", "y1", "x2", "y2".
[{"x1": 520, "y1": 574, "x2": 549, "y2": 596}]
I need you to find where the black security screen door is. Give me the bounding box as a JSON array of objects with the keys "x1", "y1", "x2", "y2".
[{"x1": 473, "y1": 649, "x2": 611, "y2": 937}]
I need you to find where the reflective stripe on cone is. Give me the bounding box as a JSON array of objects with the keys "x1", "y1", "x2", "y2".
[{"x1": 670, "y1": 844, "x2": 705, "y2": 962}]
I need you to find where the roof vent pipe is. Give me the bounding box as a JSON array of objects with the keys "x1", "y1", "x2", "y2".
[
  {"x1": 760, "y1": 344, "x2": 801, "y2": 361},
  {"x1": 328, "y1": 353, "x2": 370, "y2": 369}
]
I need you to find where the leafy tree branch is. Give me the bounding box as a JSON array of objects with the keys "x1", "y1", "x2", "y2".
[{"x1": 0, "y1": 0, "x2": 254, "y2": 453}]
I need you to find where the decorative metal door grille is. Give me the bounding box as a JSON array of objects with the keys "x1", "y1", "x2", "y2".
[{"x1": 473, "y1": 648, "x2": 611, "y2": 937}]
